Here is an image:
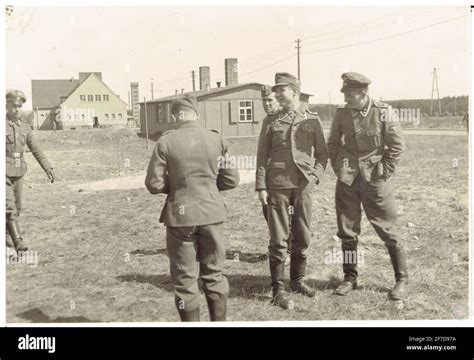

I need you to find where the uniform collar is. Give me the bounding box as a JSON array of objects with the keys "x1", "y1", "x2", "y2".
[
  {"x1": 177, "y1": 120, "x2": 200, "y2": 129},
  {"x1": 351, "y1": 97, "x2": 372, "y2": 118},
  {"x1": 278, "y1": 106, "x2": 307, "y2": 124},
  {"x1": 6, "y1": 115, "x2": 21, "y2": 126}
]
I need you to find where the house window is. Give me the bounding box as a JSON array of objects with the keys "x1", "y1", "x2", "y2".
[
  {"x1": 88, "y1": 95, "x2": 93, "y2": 102},
  {"x1": 105, "y1": 114, "x2": 109, "y2": 121},
  {"x1": 111, "y1": 113, "x2": 115, "y2": 120},
  {"x1": 239, "y1": 101, "x2": 253, "y2": 122},
  {"x1": 118, "y1": 113, "x2": 122, "y2": 119},
  {"x1": 95, "y1": 95, "x2": 101, "y2": 101},
  {"x1": 103, "y1": 94, "x2": 109, "y2": 101},
  {"x1": 81, "y1": 113, "x2": 85, "y2": 121},
  {"x1": 80, "y1": 95, "x2": 86, "y2": 102}
]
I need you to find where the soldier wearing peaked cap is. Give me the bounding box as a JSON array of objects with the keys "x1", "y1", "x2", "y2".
[
  {"x1": 145, "y1": 95, "x2": 240, "y2": 322},
  {"x1": 5, "y1": 90, "x2": 55, "y2": 254},
  {"x1": 256, "y1": 73, "x2": 329, "y2": 308},
  {"x1": 327, "y1": 72, "x2": 408, "y2": 300}
]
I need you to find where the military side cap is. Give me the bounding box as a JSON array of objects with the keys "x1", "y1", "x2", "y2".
[
  {"x1": 271, "y1": 72, "x2": 300, "y2": 92},
  {"x1": 171, "y1": 94, "x2": 198, "y2": 115},
  {"x1": 340, "y1": 72, "x2": 371, "y2": 92},
  {"x1": 6, "y1": 89, "x2": 27, "y2": 105},
  {"x1": 261, "y1": 85, "x2": 274, "y2": 98}
]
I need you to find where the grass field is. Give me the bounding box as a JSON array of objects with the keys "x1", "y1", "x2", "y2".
[{"x1": 6, "y1": 128, "x2": 469, "y2": 322}]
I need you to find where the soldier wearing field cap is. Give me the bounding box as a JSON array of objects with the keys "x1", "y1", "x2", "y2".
[
  {"x1": 327, "y1": 72, "x2": 408, "y2": 300},
  {"x1": 260, "y1": 85, "x2": 292, "y2": 266},
  {"x1": 256, "y1": 73, "x2": 328, "y2": 309},
  {"x1": 5, "y1": 90, "x2": 54, "y2": 254},
  {"x1": 145, "y1": 94, "x2": 239, "y2": 322}
]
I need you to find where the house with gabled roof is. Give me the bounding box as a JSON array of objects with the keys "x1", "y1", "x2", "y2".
[{"x1": 31, "y1": 72, "x2": 127, "y2": 130}]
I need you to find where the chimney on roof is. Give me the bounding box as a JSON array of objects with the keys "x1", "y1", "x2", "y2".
[
  {"x1": 217, "y1": 81, "x2": 221, "y2": 88},
  {"x1": 199, "y1": 66, "x2": 210, "y2": 91},
  {"x1": 181, "y1": 88, "x2": 184, "y2": 94},
  {"x1": 206, "y1": 84, "x2": 210, "y2": 91},
  {"x1": 175, "y1": 90, "x2": 178, "y2": 96},
  {"x1": 130, "y1": 82, "x2": 139, "y2": 122},
  {"x1": 225, "y1": 58, "x2": 238, "y2": 86}
]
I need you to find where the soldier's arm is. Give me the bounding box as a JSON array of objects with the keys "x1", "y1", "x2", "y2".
[
  {"x1": 26, "y1": 125, "x2": 52, "y2": 173},
  {"x1": 145, "y1": 139, "x2": 169, "y2": 194},
  {"x1": 381, "y1": 106, "x2": 405, "y2": 178},
  {"x1": 255, "y1": 116, "x2": 272, "y2": 191},
  {"x1": 326, "y1": 111, "x2": 342, "y2": 173},
  {"x1": 312, "y1": 115, "x2": 329, "y2": 180},
  {"x1": 217, "y1": 138, "x2": 240, "y2": 191}
]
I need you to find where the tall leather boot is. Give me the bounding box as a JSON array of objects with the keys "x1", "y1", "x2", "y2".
[
  {"x1": 387, "y1": 245, "x2": 409, "y2": 300},
  {"x1": 206, "y1": 295, "x2": 227, "y2": 321},
  {"x1": 177, "y1": 307, "x2": 200, "y2": 322},
  {"x1": 289, "y1": 256, "x2": 315, "y2": 297},
  {"x1": 175, "y1": 297, "x2": 200, "y2": 322},
  {"x1": 334, "y1": 240, "x2": 358, "y2": 296},
  {"x1": 7, "y1": 220, "x2": 28, "y2": 253},
  {"x1": 270, "y1": 259, "x2": 293, "y2": 309}
]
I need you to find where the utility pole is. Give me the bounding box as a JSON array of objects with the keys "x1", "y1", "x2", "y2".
[
  {"x1": 191, "y1": 71, "x2": 196, "y2": 92},
  {"x1": 144, "y1": 97, "x2": 149, "y2": 150},
  {"x1": 430, "y1": 68, "x2": 442, "y2": 116},
  {"x1": 151, "y1": 78, "x2": 154, "y2": 100},
  {"x1": 295, "y1": 39, "x2": 301, "y2": 80}
]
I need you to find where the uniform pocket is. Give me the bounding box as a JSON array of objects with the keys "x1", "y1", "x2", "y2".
[
  {"x1": 366, "y1": 130, "x2": 382, "y2": 147},
  {"x1": 6, "y1": 134, "x2": 14, "y2": 144},
  {"x1": 271, "y1": 128, "x2": 286, "y2": 148}
]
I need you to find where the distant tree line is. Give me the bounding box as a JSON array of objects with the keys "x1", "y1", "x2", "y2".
[{"x1": 310, "y1": 95, "x2": 469, "y2": 123}]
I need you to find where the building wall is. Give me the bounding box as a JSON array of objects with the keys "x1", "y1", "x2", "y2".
[
  {"x1": 59, "y1": 74, "x2": 127, "y2": 129},
  {"x1": 139, "y1": 84, "x2": 310, "y2": 137}
]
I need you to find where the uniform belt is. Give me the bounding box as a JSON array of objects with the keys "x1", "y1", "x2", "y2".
[{"x1": 172, "y1": 175, "x2": 217, "y2": 189}]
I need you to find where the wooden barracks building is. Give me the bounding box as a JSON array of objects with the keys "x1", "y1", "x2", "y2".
[
  {"x1": 31, "y1": 72, "x2": 128, "y2": 130},
  {"x1": 139, "y1": 59, "x2": 312, "y2": 137}
]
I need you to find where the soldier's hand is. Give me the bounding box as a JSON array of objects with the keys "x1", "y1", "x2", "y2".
[
  {"x1": 46, "y1": 168, "x2": 55, "y2": 183},
  {"x1": 311, "y1": 174, "x2": 320, "y2": 185},
  {"x1": 258, "y1": 190, "x2": 268, "y2": 206}
]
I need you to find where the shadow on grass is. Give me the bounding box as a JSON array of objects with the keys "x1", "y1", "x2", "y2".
[
  {"x1": 225, "y1": 250, "x2": 267, "y2": 263},
  {"x1": 306, "y1": 276, "x2": 391, "y2": 294},
  {"x1": 116, "y1": 274, "x2": 174, "y2": 292},
  {"x1": 129, "y1": 248, "x2": 168, "y2": 256},
  {"x1": 16, "y1": 308, "x2": 98, "y2": 323},
  {"x1": 116, "y1": 273, "x2": 273, "y2": 301},
  {"x1": 227, "y1": 274, "x2": 271, "y2": 301}
]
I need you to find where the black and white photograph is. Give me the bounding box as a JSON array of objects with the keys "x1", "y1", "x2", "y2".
[{"x1": 3, "y1": 3, "x2": 470, "y2": 326}]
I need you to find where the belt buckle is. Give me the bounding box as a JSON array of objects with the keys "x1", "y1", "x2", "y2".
[{"x1": 13, "y1": 152, "x2": 21, "y2": 158}]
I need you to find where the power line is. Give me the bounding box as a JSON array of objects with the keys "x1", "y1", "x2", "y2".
[
  {"x1": 240, "y1": 53, "x2": 296, "y2": 77},
  {"x1": 302, "y1": 14, "x2": 467, "y2": 55}
]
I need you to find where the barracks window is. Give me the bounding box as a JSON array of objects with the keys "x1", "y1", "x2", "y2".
[
  {"x1": 103, "y1": 94, "x2": 109, "y2": 101},
  {"x1": 95, "y1": 95, "x2": 101, "y2": 101},
  {"x1": 87, "y1": 95, "x2": 94, "y2": 102},
  {"x1": 239, "y1": 100, "x2": 253, "y2": 122},
  {"x1": 80, "y1": 95, "x2": 86, "y2": 102}
]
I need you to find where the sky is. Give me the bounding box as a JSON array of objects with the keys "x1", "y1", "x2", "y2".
[{"x1": 5, "y1": 5, "x2": 470, "y2": 110}]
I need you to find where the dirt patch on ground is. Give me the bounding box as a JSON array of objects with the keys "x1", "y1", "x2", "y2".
[{"x1": 69, "y1": 170, "x2": 256, "y2": 192}]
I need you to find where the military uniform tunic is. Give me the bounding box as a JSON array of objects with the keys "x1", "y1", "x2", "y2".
[
  {"x1": 256, "y1": 107, "x2": 328, "y2": 287},
  {"x1": 145, "y1": 120, "x2": 239, "y2": 312},
  {"x1": 6, "y1": 117, "x2": 52, "y2": 220},
  {"x1": 327, "y1": 97, "x2": 405, "y2": 280}
]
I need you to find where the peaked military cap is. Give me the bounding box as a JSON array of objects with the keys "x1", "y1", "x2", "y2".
[
  {"x1": 271, "y1": 72, "x2": 301, "y2": 92},
  {"x1": 6, "y1": 90, "x2": 27, "y2": 105},
  {"x1": 340, "y1": 72, "x2": 371, "y2": 93}
]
